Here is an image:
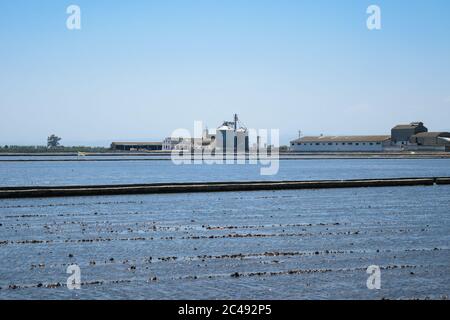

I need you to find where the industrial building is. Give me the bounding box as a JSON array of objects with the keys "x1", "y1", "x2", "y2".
[
  {"x1": 110, "y1": 120, "x2": 449, "y2": 153},
  {"x1": 290, "y1": 121, "x2": 450, "y2": 152},
  {"x1": 391, "y1": 122, "x2": 428, "y2": 146},
  {"x1": 162, "y1": 137, "x2": 184, "y2": 151},
  {"x1": 215, "y1": 114, "x2": 249, "y2": 153},
  {"x1": 163, "y1": 129, "x2": 216, "y2": 151},
  {"x1": 390, "y1": 122, "x2": 450, "y2": 151},
  {"x1": 409, "y1": 132, "x2": 450, "y2": 151},
  {"x1": 290, "y1": 135, "x2": 391, "y2": 152},
  {"x1": 110, "y1": 142, "x2": 162, "y2": 151},
  {"x1": 161, "y1": 114, "x2": 249, "y2": 152}
]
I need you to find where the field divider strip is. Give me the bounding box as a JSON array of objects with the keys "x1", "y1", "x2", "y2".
[{"x1": 0, "y1": 177, "x2": 447, "y2": 199}]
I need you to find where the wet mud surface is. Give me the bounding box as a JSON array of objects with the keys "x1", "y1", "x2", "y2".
[{"x1": 0, "y1": 186, "x2": 449, "y2": 299}]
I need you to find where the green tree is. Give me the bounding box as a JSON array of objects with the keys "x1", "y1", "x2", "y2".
[{"x1": 47, "y1": 134, "x2": 62, "y2": 148}]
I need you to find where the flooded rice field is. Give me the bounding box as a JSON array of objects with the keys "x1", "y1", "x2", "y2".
[
  {"x1": 1, "y1": 158, "x2": 450, "y2": 187},
  {"x1": 0, "y1": 185, "x2": 449, "y2": 299}
]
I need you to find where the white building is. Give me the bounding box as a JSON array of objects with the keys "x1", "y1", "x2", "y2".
[
  {"x1": 290, "y1": 135, "x2": 391, "y2": 152},
  {"x1": 162, "y1": 137, "x2": 184, "y2": 151},
  {"x1": 163, "y1": 129, "x2": 215, "y2": 151},
  {"x1": 163, "y1": 115, "x2": 248, "y2": 152},
  {"x1": 215, "y1": 114, "x2": 249, "y2": 152}
]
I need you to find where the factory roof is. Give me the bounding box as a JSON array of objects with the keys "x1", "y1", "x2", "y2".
[
  {"x1": 111, "y1": 142, "x2": 162, "y2": 146},
  {"x1": 411, "y1": 132, "x2": 450, "y2": 138},
  {"x1": 392, "y1": 122, "x2": 425, "y2": 130},
  {"x1": 217, "y1": 125, "x2": 234, "y2": 131},
  {"x1": 291, "y1": 135, "x2": 391, "y2": 143}
]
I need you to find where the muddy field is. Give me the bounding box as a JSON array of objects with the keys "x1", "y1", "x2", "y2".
[{"x1": 0, "y1": 185, "x2": 449, "y2": 299}]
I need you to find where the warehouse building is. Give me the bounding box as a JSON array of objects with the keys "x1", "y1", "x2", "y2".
[
  {"x1": 391, "y1": 122, "x2": 428, "y2": 145},
  {"x1": 409, "y1": 132, "x2": 450, "y2": 151},
  {"x1": 290, "y1": 121, "x2": 450, "y2": 152},
  {"x1": 110, "y1": 142, "x2": 162, "y2": 151},
  {"x1": 290, "y1": 135, "x2": 391, "y2": 152}
]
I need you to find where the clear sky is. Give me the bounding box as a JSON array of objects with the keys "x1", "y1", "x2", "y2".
[{"x1": 1, "y1": 0, "x2": 449, "y2": 146}]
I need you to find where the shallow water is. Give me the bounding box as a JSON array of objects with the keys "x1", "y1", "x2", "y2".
[
  {"x1": 1, "y1": 158, "x2": 450, "y2": 186},
  {"x1": 0, "y1": 185, "x2": 449, "y2": 299}
]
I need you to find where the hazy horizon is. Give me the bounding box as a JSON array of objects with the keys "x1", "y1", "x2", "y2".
[{"x1": 1, "y1": 0, "x2": 450, "y2": 146}]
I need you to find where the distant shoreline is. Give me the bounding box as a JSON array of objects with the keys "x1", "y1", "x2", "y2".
[{"x1": 0, "y1": 151, "x2": 450, "y2": 161}]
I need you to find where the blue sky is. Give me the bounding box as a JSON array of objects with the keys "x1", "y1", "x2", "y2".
[{"x1": 1, "y1": 0, "x2": 449, "y2": 146}]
